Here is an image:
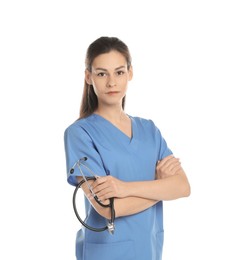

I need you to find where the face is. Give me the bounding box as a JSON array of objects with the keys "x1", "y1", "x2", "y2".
[{"x1": 85, "y1": 50, "x2": 133, "y2": 109}]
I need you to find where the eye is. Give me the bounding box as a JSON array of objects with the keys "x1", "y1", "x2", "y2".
[
  {"x1": 97, "y1": 72, "x2": 107, "y2": 77},
  {"x1": 116, "y1": 70, "x2": 125, "y2": 76}
]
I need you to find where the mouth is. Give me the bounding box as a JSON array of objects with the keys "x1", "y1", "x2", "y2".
[{"x1": 106, "y1": 91, "x2": 120, "y2": 95}]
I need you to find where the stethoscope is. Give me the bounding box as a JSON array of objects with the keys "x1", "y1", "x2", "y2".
[{"x1": 70, "y1": 157, "x2": 115, "y2": 234}]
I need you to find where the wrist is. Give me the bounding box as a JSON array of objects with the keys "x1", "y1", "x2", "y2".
[{"x1": 123, "y1": 181, "x2": 132, "y2": 197}]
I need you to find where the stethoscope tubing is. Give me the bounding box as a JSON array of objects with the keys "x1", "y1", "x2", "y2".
[{"x1": 71, "y1": 158, "x2": 115, "y2": 233}]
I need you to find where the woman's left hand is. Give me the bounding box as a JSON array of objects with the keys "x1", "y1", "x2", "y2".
[
  {"x1": 155, "y1": 155, "x2": 182, "y2": 179},
  {"x1": 91, "y1": 176, "x2": 127, "y2": 201}
]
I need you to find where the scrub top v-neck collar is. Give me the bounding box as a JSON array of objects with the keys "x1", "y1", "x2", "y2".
[{"x1": 91, "y1": 113, "x2": 137, "y2": 145}]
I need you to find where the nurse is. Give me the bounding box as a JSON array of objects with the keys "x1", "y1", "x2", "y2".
[{"x1": 64, "y1": 36, "x2": 191, "y2": 260}]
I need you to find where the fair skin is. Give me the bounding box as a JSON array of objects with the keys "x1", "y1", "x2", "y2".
[
  {"x1": 80, "y1": 50, "x2": 191, "y2": 219},
  {"x1": 85, "y1": 50, "x2": 133, "y2": 136}
]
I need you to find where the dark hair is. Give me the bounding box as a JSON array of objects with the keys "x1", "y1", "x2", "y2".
[{"x1": 79, "y1": 37, "x2": 132, "y2": 119}]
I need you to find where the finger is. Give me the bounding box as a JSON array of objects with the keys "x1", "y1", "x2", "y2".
[
  {"x1": 96, "y1": 189, "x2": 114, "y2": 201},
  {"x1": 156, "y1": 160, "x2": 181, "y2": 178},
  {"x1": 157, "y1": 157, "x2": 179, "y2": 170},
  {"x1": 157, "y1": 155, "x2": 175, "y2": 167},
  {"x1": 91, "y1": 176, "x2": 108, "y2": 189},
  {"x1": 92, "y1": 180, "x2": 110, "y2": 193},
  {"x1": 168, "y1": 160, "x2": 181, "y2": 170},
  {"x1": 165, "y1": 157, "x2": 180, "y2": 168},
  {"x1": 161, "y1": 154, "x2": 174, "y2": 163},
  {"x1": 86, "y1": 193, "x2": 94, "y2": 201},
  {"x1": 171, "y1": 164, "x2": 183, "y2": 174},
  {"x1": 161, "y1": 162, "x2": 181, "y2": 176}
]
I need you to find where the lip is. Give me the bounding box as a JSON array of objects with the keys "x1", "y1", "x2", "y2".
[{"x1": 106, "y1": 91, "x2": 120, "y2": 95}]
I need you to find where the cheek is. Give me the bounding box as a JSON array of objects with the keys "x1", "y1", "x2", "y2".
[
  {"x1": 118, "y1": 76, "x2": 128, "y2": 85},
  {"x1": 92, "y1": 80, "x2": 106, "y2": 96},
  {"x1": 120, "y1": 78, "x2": 129, "y2": 89}
]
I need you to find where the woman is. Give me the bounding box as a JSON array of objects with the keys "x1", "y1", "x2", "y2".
[{"x1": 64, "y1": 36, "x2": 190, "y2": 260}]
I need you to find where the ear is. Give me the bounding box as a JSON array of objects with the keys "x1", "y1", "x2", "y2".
[
  {"x1": 128, "y1": 66, "x2": 133, "y2": 81},
  {"x1": 85, "y1": 69, "x2": 92, "y2": 85}
]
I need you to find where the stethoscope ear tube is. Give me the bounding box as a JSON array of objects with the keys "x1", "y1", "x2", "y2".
[{"x1": 72, "y1": 176, "x2": 115, "y2": 233}]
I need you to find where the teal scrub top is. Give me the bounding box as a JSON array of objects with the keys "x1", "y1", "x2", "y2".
[{"x1": 64, "y1": 114, "x2": 172, "y2": 260}]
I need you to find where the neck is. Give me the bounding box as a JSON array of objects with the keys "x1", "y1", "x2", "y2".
[{"x1": 94, "y1": 106, "x2": 127, "y2": 123}]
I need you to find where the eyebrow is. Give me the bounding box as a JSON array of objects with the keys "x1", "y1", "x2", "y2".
[{"x1": 94, "y1": 66, "x2": 126, "y2": 71}]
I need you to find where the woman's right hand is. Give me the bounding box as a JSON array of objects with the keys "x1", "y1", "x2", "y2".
[{"x1": 155, "y1": 155, "x2": 182, "y2": 179}]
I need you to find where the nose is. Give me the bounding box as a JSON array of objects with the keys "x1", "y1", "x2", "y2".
[
  {"x1": 107, "y1": 75, "x2": 116, "y2": 88},
  {"x1": 108, "y1": 82, "x2": 116, "y2": 87}
]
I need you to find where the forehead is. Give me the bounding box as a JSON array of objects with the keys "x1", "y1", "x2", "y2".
[{"x1": 92, "y1": 51, "x2": 127, "y2": 70}]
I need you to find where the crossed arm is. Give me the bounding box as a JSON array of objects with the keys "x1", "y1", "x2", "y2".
[{"x1": 77, "y1": 155, "x2": 191, "y2": 219}]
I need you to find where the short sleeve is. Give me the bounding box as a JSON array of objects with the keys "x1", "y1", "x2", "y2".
[
  {"x1": 155, "y1": 127, "x2": 173, "y2": 160},
  {"x1": 64, "y1": 123, "x2": 107, "y2": 186}
]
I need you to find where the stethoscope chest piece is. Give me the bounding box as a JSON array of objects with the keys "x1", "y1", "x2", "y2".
[{"x1": 107, "y1": 221, "x2": 115, "y2": 235}]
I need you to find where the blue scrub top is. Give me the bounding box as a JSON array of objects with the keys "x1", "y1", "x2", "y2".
[{"x1": 64, "y1": 114, "x2": 172, "y2": 260}]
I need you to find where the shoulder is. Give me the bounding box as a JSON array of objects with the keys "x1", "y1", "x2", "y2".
[
  {"x1": 64, "y1": 115, "x2": 94, "y2": 139},
  {"x1": 130, "y1": 115, "x2": 170, "y2": 141},
  {"x1": 130, "y1": 115, "x2": 158, "y2": 130}
]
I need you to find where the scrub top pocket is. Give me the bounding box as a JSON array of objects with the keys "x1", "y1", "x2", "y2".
[{"x1": 84, "y1": 240, "x2": 136, "y2": 260}]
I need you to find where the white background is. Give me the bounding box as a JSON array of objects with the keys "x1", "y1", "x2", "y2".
[{"x1": 0, "y1": 0, "x2": 239, "y2": 259}]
